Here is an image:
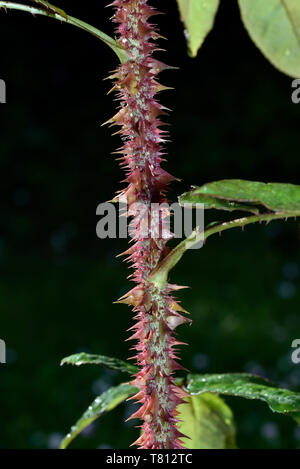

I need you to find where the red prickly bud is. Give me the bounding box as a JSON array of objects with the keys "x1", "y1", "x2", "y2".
[
  {"x1": 166, "y1": 315, "x2": 188, "y2": 330},
  {"x1": 115, "y1": 183, "x2": 138, "y2": 205},
  {"x1": 115, "y1": 286, "x2": 146, "y2": 307},
  {"x1": 102, "y1": 107, "x2": 127, "y2": 127},
  {"x1": 148, "y1": 59, "x2": 178, "y2": 74},
  {"x1": 167, "y1": 283, "x2": 190, "y2": 292},
  {"x1": 168, "y1": 299, "x2": 190, "y2": 315}
]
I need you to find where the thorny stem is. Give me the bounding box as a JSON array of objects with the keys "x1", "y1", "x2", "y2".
[{"x1": 108, "y1": 0, "x2": 188, "y2": 449}]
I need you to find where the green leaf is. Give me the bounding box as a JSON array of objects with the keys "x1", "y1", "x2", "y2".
[
  {"x1": 177, "y1": 0, "x2": 220, "y2": 57},
  {"x1": 61, "y1": 352, "x2": 138, "y2": 375},
  {"x1": 149, "y1": 179, "x2": 300, "y2": 288},
  {"x1": 0, "y1": 1, "x2": 128, "y2": 63},
  {"x1": 186, "y1": 373, "x2": 300, "y2": 422},
  {"x1": 179, "y1": 179, "x2": 300, "y2": 214},
  {"x1": 180, "y1": 191, "x2": 260, "y2": 215},
  {"x1": 239, "y1": 0, "x2": 300, "y2": 77},
  {"x1": 178, "y1": 393, "x2": 236, "y2": 449},
  {"x1": 60, "y1": 382, "x2": 138, "y2": 449}
]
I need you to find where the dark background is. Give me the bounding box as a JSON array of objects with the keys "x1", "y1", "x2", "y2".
[{"x1": 0, "y1": 0, "x2": 300, "y2": 449}]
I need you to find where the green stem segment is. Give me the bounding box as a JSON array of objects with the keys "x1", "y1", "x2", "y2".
[
  {"x1": 0, "y1": 1, "x2": 129, "y2": 63},
  {"x1": 149, "y1": 211, "x2": 300, "y2": 288}
]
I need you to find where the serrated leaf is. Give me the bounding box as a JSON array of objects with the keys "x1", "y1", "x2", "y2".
[
  {"x1": 177, "y1": 0, "x2": 220, "y2": 57},
  {"x1": 60, "y1": 382, "x2": 138, "y2": 449},
  {"x1": 179, "y1": 179, "x2": 300, "y2": 214},
  {"x1": 61, "y1": 352, "x2": 138, "y2": 375},
  {"x1": 178, "y1": 393, "x2": 236, "y2": 449},
  {"x1": 186, "y1": 373, "x2": 300, "y2": 422},
  {"x1": 239, "y1": 0, "x2": 300, "y2": 77}
]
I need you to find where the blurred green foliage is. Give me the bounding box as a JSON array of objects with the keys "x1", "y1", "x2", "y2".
[{"x1": 0, "y1": 0, "x2": 299, "y2": 449}]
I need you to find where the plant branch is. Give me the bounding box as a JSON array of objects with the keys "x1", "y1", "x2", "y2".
[
  {"x1": 149, "y1": 211, "x2": 300, "y2": 288},
  {"x1": 0, "y1": 1, "x2": 129, "y2": 63}
]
